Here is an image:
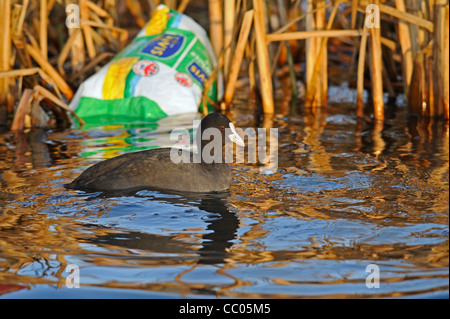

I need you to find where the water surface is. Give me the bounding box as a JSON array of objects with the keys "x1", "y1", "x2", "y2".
[{"x1": 0, "y1": 104, "x2": 448, "y2": 298}]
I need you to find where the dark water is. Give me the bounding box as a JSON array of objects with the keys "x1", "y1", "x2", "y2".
[{"x1": 0, "y1": 104, "x2": 448, "y2": 298}]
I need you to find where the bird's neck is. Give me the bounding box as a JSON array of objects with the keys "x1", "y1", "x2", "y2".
[{"x1": 196, "y1": 136, "x2": 226, "y2": 165}]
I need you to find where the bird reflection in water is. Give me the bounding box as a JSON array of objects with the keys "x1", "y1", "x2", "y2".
[{"x1": 82, "y1": 189, "x2": 239, "y2": 266}]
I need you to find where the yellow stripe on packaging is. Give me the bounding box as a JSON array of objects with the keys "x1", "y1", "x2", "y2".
[
  {"x1": 145, "y1": 6, "x2": 170, "y2": 36},
  {"x1": 102, "y1": 57, "x2": 140, "y2": 100}
]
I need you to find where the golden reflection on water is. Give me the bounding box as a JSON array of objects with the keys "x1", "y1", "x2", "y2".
[{"x1": 0, "y1": 107, "x2": 448, "y2": 298}]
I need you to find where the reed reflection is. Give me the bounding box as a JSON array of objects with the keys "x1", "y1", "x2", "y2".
[{"x1": 302, "y1": 107, "x2": 332, "y2": 172}]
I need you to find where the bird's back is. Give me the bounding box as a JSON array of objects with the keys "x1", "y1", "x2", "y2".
[{"x1": 67, "y1": 148, "x2": 231, "y2": 192}]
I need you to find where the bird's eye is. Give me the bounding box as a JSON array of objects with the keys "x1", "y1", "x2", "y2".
[{"x1": 219, "y1": 125, "x2": 225, "y2": 131}]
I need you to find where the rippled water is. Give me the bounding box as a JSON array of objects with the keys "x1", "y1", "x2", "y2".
[{"x1": 0, "y1": 104, "x2": 448, "y2": 298}]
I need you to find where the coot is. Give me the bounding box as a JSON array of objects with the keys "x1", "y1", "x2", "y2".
[{"x1": 67, "y1": 113, "x2": 245, "y2": 192}]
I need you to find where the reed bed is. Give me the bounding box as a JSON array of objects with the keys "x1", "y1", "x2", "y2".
[{"x1": 0, "y1": 0, "x2": 448, "y2": 131}]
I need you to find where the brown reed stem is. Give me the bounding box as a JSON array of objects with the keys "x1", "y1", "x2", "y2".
[
  {"x1": 223, "y1": 9, "x2": 254, "y2": 106},
  {"x1": 80, "y1": 0, "x2": 96, "y2": 58},
  {"x1": 356, "y1": 22, "x2": 369, "y2": 118},
  {"x1": 11, "y1": 88, "x2": 33, "y2": 131},
  {"x1": 317, "y1": 0, "x2": 327, "y2": 106},
  {"x1": 223, "y1": 0, "x2": 235, "y2": 82},
  {"x1": 369, "y1": 0, "x2": 384, "y2": 121},
  {"x1": 444, "y1": 4, "x2": 449, "y2": 119},
  {"x1": 433, "y1": 0, "x2": 449, "y2": 119},
  {"x1": 305, "y1": 0, "x2": 342, "y2": 108},
  {"x1": 351, "y1": 0, "x2": 358, "y2": 29},
  {"x1": 276, "y1": 0, "x2": 297, "y2": 97},
  {"x1": 208, "y1": 0, "x2": 223, "y2": 58},
  {"x1": 40, "y1": 0, "x2": 47, "y2": 59},
  {"x1": 253, "y1": 0, "x2": 274, "y2": 114},
  {"x1": 25, "y1": 44, "x2": 74, "y2": 100},
  {"x1": 395, "y1": 0, "x2": 413, "y2": 99},
  {"x1": 0, "y1": 0, "x2": 11, "y2": 106},
  {"x1": 305, "y1": 0, "x2": 316, "y2": 108},
  {"x1": 34, "y1": 85, "x2": 85, "y2": 127},
  {"x1": 177, "y1": 0, "x2": 190, "y2": 13},
  {"x1": 267, "y1": 29, "x2": 361, "y2": 42},
  {"x1": 125, "y1": 0, "x2": 146, "y2": 27}
]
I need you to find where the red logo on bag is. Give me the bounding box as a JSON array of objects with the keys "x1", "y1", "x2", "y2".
[
  {"x1": 133, "y1": 60, "x2": 159, "y2": 76},
  {"x1": 175, "y1": 72, "x2": 192, "y2": 87}
]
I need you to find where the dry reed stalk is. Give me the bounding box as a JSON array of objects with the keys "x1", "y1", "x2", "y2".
[
  {"x1": 11, "y1": 88, "x2": 33, "y2": 131},
  {"x1": 418, "y1": 0, "x2": 430, "y2": 46},
  {"x1": 88, "y1": 3, "x2": 117, "y2": 46},
  {"x1": 380, "y1": 29, "x2": 399, "y2": 84},
  {"x1": 223, "y1": 9, "x2": 254, "y2": 106},
  {"x1": 58, "y1": 27, "x2": 82, "y2": 77},
  {"x1": 25, "y1": 44, "x2": 74, "y2": 100},
  {"x1": 395, "y1": 0, "x2": 413, "y2": 98},
  {"x1": 10, "y1": 3, "x2": 25, "y2": 97},
  {"x1": 247, "y1": 30, "x2": 256, "y2": 92},
  {"x1": 82, "y1": 22, "x2": 97, "y2": 56},
  {"x1": 80, "y1": 0, "x2": 96, "y2": 58},
  {"x1": 266, "y1": 29, "x2": 362, "y2": 42},
  {"x1": 0, "y1": 68, "x2": 41, "y2": 78},
  {"x1": 87, "y1": 20, "x2": 107, "y2": 47},
  {"x1": 356, "y1": 22, "x2": 369, "y2": 118},
  {"x1": 165, "y1": 0, "x2": 177, "y2": 9},
  {"x1": 201, "y1": 47, "x2": 225, "y2": 114},
  {"x1": 148, "y1": 0, "x2": 158, "y2": 12},
  {"x1": 382, "y1": 60, "x2": 396, "y2": 98},
  {"x1": 223, "y1": 0, "x2": 236, "y2": 81},
  {"x1": 208, "y1": 0, "x2": 223, "y2": 58},
  {"x1": 380, "y1": 37, "x2": 396, "y2": 51},
  {"x1": 0, "y1": 0, "x2": 11, "y2": 107},
  {"x1": 427, "y1": 54, "x2": 434, "y2": 117},
  {"x1": 271, "y1": 0, "x2": 333, "y2": 35},
  {"x1": 177, "y1": 0, "x2": 190, "y2": 13},
  {"x1": 443, "y1": 4, "x2": 449, "y2": 119},
  {"x1": 47, "y1": 0, "x2": 57, "y2": 12},
  {"x1": 24, "y1": 27, "x2": 40, "y2": 51},
  {"x1": 369, "y1": 0, "x2": 384, "y2": 121},
  {"x1": 351, "y1": 0, "x2": 358, "y2": 29},
  {"x1": 83, "y1": 21, "x2": 128, "y2": 34},
  {"x1": 305, "y1": 0, "x2": 316, "y2": 108},
  {"x1": 14, "y1": 0, "x2": 28, "y2": 38},
  {"x1": 382, "y1": 2, "x2": 434, "y2": 32},
  {"x1": 407, "y1": 0, "x2": 421, "y2": 59},
  {"x1": 357, "y1": 1, "x2": 434, "y2": 32},
  {"x1": 408, "y1": 44, "x2": 431, "y2": 117},
  {"x1": 253, "y1": 0, "x2": 274, "y2": 114},
  {"x1": 86, "y1": 0, "x2": 113, "y2": 21},
  {"x1": 70, "y1": 26, "x2": 86, "y2": 74},
  {"x1": 305, "y1": 1, "x2": 342, "y2": 108},
  {"x1": 125, "y1": 0, "x2": 146, "y2": 28},
  {"x1": 64, "y1": 0, "x2": 86, "y2": 74},
  {"x1": 432, "y1": 0, "x2": 449, "y2": 118},
  {"x1": 33, "y1": 85, "x2": 85, "y2": 127},
  {"x1": 82, "y1": 20, "x2": 128, "y2": 42},
  {"x1": 0, "y1": 67, "x2": 62, "y2": 96},
  {"x1": 276, "y1": 0, "x2": 297, "y2": 96},
  {"x1": 316, "y1": 0, "x2": 327, "y2": 106},
  {"x1": 40, "y1": 0, "x2": 47, "y2": 59},
  {"x1": 70, "y1": 52, "x2": 114, "y2": 82}
]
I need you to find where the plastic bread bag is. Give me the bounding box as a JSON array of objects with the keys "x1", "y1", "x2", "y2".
[{"x1": 69, "y1": 5, "x2": 222, "y2": 128}]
